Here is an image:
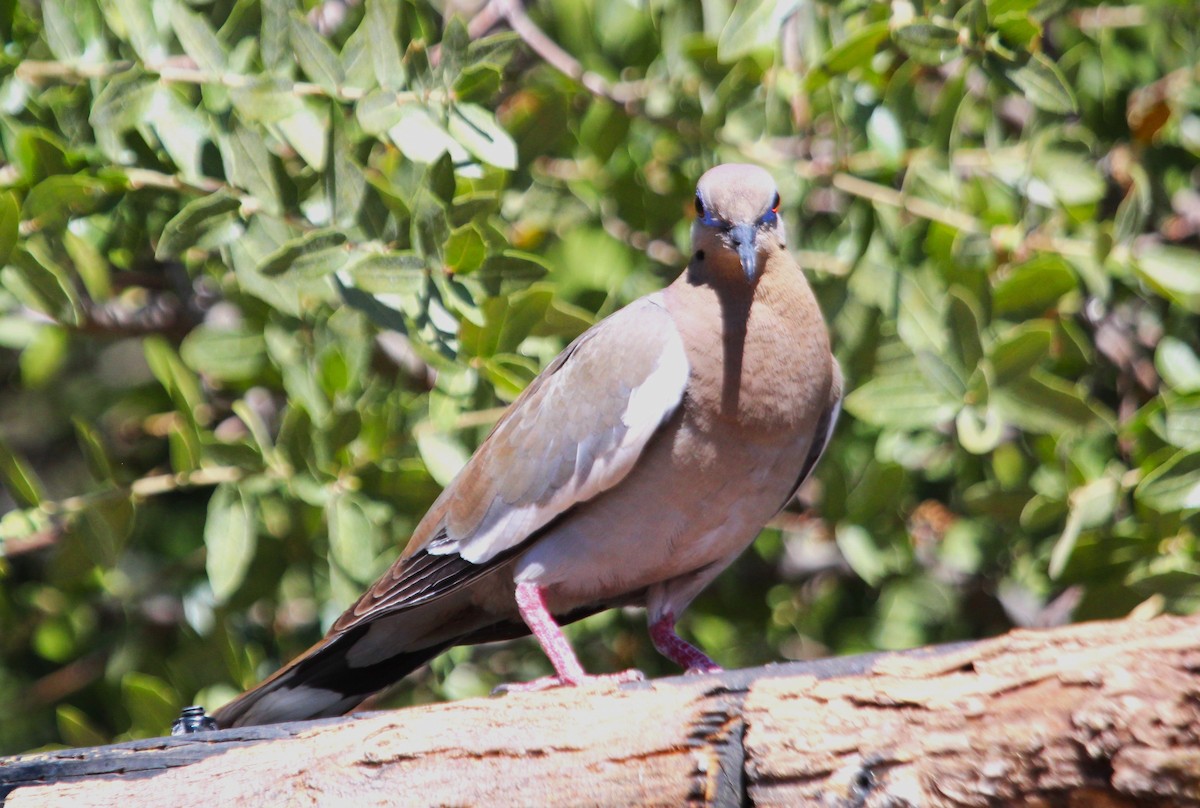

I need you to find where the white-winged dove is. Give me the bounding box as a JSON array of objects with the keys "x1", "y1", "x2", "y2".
[{"x1": 213, "y1": 163, "x2": 843, "y2": 727}]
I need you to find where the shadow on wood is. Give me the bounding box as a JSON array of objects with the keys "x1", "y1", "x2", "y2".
[{"x1": 2, "y1": 613, "x2": 1199, "y2": 806}]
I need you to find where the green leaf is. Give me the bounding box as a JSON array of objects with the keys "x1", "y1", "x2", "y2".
[
  {"x1": 0, "y1": 432, "x2": 46, "y2": 507},
  {"x1": 144, "y1": 336, "x2": 204, "y2": 418},
  {"x1": 717, "y1": 0, "x2": 800, "y2": 62},
  {"x1": 454, "y1": 64, "x2": 502, "y2": 103},
  {"x1": 0, "y1": 192, "x2": 17, "y2": 266},
  {"x1": 229, "y1": 78, "x2": 305, "y2": 125},
  {"x1": 366, "y1": 0, "x2": 404, "y2": 91},
  {"x1": 993, "y1": 255, "x2": 1076, "y2": 317},
  {"x1": 1035, "y1": 150, "x2": 1106, "y2": 213},
  {"x1": 866, "y1": 106, "x2": 905, "y2": 169},
  {"x1": 90, "y1": 75, "x2": 156, "y2": 161},
  {"x1": 476, "y1": 250, "x2": 550, "y2": 296},
  {"x1": 170, "y1": 5, "x2": 226, "y2": 72},
  {"x1": 844, "y1": 371, "x2": 961, "y2": 429},
  {"x1": 19, "y1": 324, "x2": 69, "y2": 388},
  {"x1": 994, "y1": 10, "x2": 1041, "y2": 49},
  {"x1": 108, "y1": 0, "x2": 163, "y2": 61},
  {"x1": 289, "y1": 11, "x2": 344, "y2": 95},
  {"x1": 328, "y1": 493, "x2": 380, "y2": 582},
  {"x1": 836, "y1": 523, "x2": 888, "y2": 586},
  {"x1": 343, "y1": 26, "x2": 375, "y2": 90},
  {"x1": 22, "y1": 175, "x2": 112, "y2": 232},
  {"x1": 326, "y1": 109, "x2": 368, "y2": 228},
  {"x1": 146, "y1": 85, "x2": 210, "y2": 181},
  {"x1": 220, "y1": 124, "x2": 282, "y2": 215},
  {"x1": 1114, "y1": 171, "x2": 1150, "y2": 244},
  {"x1": 258, "y1": 229, "x2": 348, "y2": 276},
  {"x1": 34, "y1": 616, "x2": 74, "y2": 662},
  {"x1": 1007, "y1": 52, "x2": 1077, "y2": 114},
  {"x1": 356, "y1": 89, "x2": 406, "y2": 134},
  {"x1": 0, "y1": 508, "x2": 52, "y2": 546},
  {"x1": 947, "y1": 288, "x2": 985, "y2": 374},
  {"x1": 122, "y1": 672, "x2": 180, "y2": 736},
  {"x1": 484, "y1": 353, "x2": 539, "y2": 400},
  {"x1": 445, "y1": 224, "x2": 487, "y2": 273},
  {"x1": 56, "y1": 705, "x2": 107, "y2": 748},
  {"x1": 460, "y1": 289, "x2": 553, "y2": 358},
  {"x1": 205, "y1": 483, "x2": 256, "y2": 603},
  {"x1": 579, "y1": 100, "x2": 630, "y2": 164},
  {"x1": 806, "y1": 21, "x2": 890, "y2": 91},
  {"x1": 956, "y1": 405, "x2": 1004, "y2": 454},
  {"x1": 156, "y1": 190, "x2": 243, "y2": 260},
  {"x1": 893, "y1": 20, "x2": 962, "y2": 66},
  {"x1": 1156, "y1": 337, "x2": 1200, "y2": 394},
  {"x1": 993, "y1": 371, "x2": 1109, "y2": 435},
  {"x1": 5, "y1": 243, "x2": 83, "y2": 325},
  {"x1": 415, "y1": 427, "x2": 469, "y2": 487},
  {"x1": 439, "y1": 15, "x2": 470, "y2": 78},
  {"x1": 180, "y1": 327, "x2": 268, "y2": 383},
  {"x1": 1049, "y1": 476, "x2": 1119, "y2": 578},
  {"x1": 260, "y1": 0, "x2": 291, "y2": 71},
  {"x1": 989, "y1": 321, "x2": 1052, "y2": 386},
  {"x1": 1135, "y1": 450, "x2": 1200, "y2": 513},
  {"x1": 1137, "y1": 245, "x2": 1200, "y2": 313},
  {"x1": 897, "y1": 274, "x2": 949, "y2": 356},
  {"x1": 76, "y1": 495, "x2": 135, "y2": 567},
  {"x1": 1161, "y1": 395, "x2": 1200, "y2": 451},
  {"x1": 389, "y1": 105, "x2": 462, "y2": 164},
  {"x1": 73, "y1": 418, "x2": 114, "y2": 484},
  {"x1": 341, "y1": 251, "x2": 427, "y2": 295},
  {"x1": 427, "y1": 152, "x2": 457, "y2": 204},
  {"x1": 337, "y1": 277, "x2": 409, "y2": 333},
  {"x1": 447, "y1": 104, "x2": 517, "y2": 170},
  {"x1": 64, "y1": 230, "x2": 110, "y2": 300}
]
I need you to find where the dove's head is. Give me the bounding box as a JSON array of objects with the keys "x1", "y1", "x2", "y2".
[{"x1": 691, "y1": 164, "x2": 786, "y2": 283}]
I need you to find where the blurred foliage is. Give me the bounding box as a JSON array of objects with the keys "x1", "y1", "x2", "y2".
[{"x1": 0, "y1": 0, "x2": 1198, "y2": 754}]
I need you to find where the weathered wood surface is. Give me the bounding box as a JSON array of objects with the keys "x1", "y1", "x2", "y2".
[{"x1": 3, "y1": 613, "x2": 1199, "y2": 807}]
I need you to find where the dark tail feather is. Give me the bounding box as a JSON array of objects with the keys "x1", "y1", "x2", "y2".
[{"x1": 212, "y1": 625, "x2": 449, "y2": 728}]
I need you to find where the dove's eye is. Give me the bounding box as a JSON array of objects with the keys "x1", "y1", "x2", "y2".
[{"x1": 694, "y1": 194, "x2": 705, "y2": 217}]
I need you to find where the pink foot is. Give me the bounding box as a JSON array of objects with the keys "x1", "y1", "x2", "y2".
[
  {"x1": 650, "y1": 612, "x2": 723, "y2": 674},
  {"x1": 503, "y1": 583, "x2": 645, "y2": 695}
]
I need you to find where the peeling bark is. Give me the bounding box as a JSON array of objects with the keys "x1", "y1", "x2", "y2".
[{"x1": 3, "y1": 614, "x2": 1199, "y2": 807}]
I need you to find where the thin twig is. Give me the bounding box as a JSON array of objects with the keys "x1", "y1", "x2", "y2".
[
  {"x1": 14, "y1": 59, "x2": 443, "y2": 107},
  {"x1": 830, "y1": 172, "x2": 982, "y2": 233},
  {"x1": 1072, "y1": 5, "x2": 1147, "y2": 30},
  {"x1": 599, "y1": 214, "x2": 685, "y2": 267},
  {"x1": 36, "y1": 466, "x2": 245, "y2": 519},
  {"x1": 484, "y1": 0, "x2": 650, "y2": 106}
]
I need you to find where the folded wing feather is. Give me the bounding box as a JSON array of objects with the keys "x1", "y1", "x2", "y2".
[{"x1": 332, "y1": 293, "x2": 690, "y2": 632}]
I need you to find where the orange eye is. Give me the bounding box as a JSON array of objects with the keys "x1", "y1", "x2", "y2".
[
  {"x1": 771, "y1": 192, "x2": 780, "y2": 213},
  {"x1": 694, "y1": 194, "x2": 705, "y2": 217}
]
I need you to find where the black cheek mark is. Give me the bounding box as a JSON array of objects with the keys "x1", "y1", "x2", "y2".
[{"x1": 694, "y1": 250, "x2": 705, "y2": 261}]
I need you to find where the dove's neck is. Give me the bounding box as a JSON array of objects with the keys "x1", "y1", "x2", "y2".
[{"x1": 665, "y1": 248, "x2": 831, "y2": 433}]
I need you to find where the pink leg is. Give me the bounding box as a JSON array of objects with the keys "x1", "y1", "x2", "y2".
[
  {"x1": 649, "y1": 612, "x2": 722, "y2": 674},
  {"x1": 515, "y1": 581, "x2": 587, "y2": 684},
  {"x1": 498, "y1": 582, "x2": 643, "y2": 693}
]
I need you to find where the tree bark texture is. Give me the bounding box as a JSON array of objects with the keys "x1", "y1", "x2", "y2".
[{"x1": 2, "y1": 613, "x2": 1199, "y2": 807}]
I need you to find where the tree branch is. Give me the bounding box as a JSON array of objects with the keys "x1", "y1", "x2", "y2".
[{"x1": 3, "y1": 613, "x2": 1199, "y2": 806}]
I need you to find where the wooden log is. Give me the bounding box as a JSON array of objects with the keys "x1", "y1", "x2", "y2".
[{"x1": 2, "y1": 613, "x2": 1199, "y2": 807}]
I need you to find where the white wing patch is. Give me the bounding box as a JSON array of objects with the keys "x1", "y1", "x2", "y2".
[{"x1": 437, "y1": 295, "x2": 690, "y2": 565}]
